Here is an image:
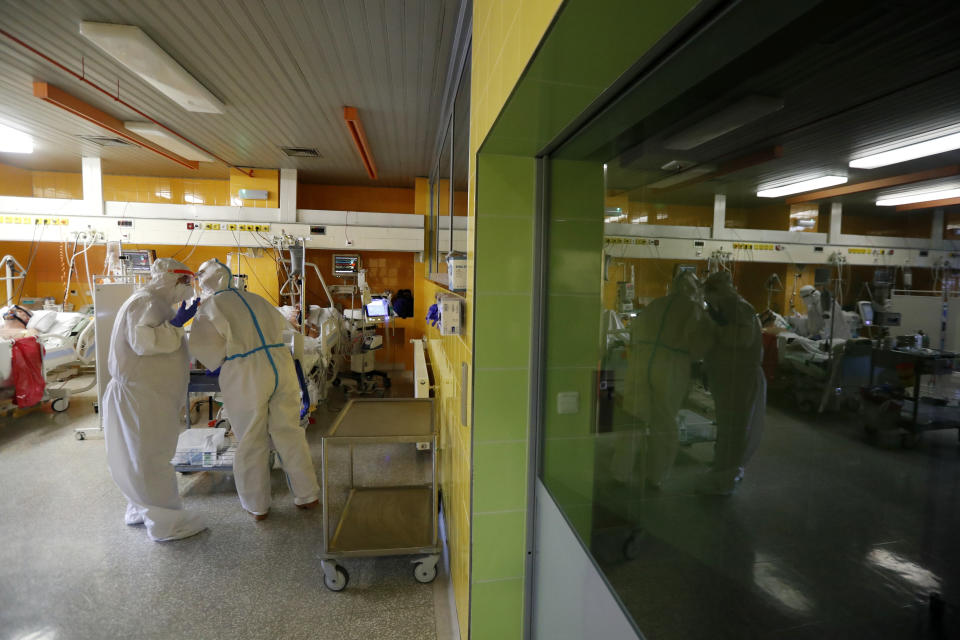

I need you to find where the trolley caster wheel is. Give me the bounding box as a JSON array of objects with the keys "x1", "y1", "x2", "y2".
[
  {"x1": 52, "y1": 397, "x2": 69, "y2": 413},
  {"x1": 623, "y1": 530, "x2": 644, "y2": 560},
  {"x1": 322, "y1": 564, "x2": 349, "y2": 592},
  {"x1": 901, "y1": 432, "x2": 921, "y2": 449},
  {"x1": 75, "y1": 431, "x2": 86, "y2": 441},
  {"x1": 332, "y1": 378, "x2": 341, "y2": 387},
  {"x1": 414, "y1": 561, "x2": 438, "y2": 584}
]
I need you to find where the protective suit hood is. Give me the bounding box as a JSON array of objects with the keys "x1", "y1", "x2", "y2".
[
  {"x1": 670, "y1": 271, "x2": 700, "y2": 300},
  {"x1": 145, "y1": 258, "x2": 193, "y2": 302},
  {"x1": 197, "y1": 259, "x2": 232, "y2": 296}
]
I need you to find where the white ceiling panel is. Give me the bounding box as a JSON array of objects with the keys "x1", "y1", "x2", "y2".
[{"x1": 0, "y1": 0, "x2": 460, "y2": 185}]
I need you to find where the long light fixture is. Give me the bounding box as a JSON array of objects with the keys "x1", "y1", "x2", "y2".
[
  {"x1": 876, "y1": 187, "x2": 960, "y2": 207},
  {"x1": 79, "y1": 21, "x2": 224, "y2": 114},
  {"x1": 124, "y1": 121, "x2": 213, "y2": 161},
  {"x1": 0, "y1": 123, "x2": 34, "y2": 153},
  {"x1": 850, "y1": 131, "x2": 960, "y2": 169},
  {"x1": 757, "y1": 175, "x2": 847, "y2": 198},
  {"x1": 664, "y1": 95, "x2": 784, "y2": 151}
]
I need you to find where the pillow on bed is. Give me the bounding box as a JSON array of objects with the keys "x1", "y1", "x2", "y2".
[{"x1": 27, "y1": 309, "x2": 57, "y2": 333}]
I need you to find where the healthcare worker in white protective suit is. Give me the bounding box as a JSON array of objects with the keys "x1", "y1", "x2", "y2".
[
  {"x1": 796, "y1": 284, "x2": 851, "y2": 340},
  {"x1": 189, "y1": 259, "x2": 320, "y2": 519},
  {"x1": 698, "y1": 271, "x2": 766, "y2": 495},
  {"x1": 617, "y1": 271, "x2": 712, "y2": 488},
  {"x1": 103, "y1": 258, "x2": 207, "y2": 541}
]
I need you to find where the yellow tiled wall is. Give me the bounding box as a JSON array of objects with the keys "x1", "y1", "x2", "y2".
[
  {"x1": 422, "y1": 277, "x2": 473, "y2": 630},
  {"x1": 32, "y1": 171, "x2": 84, "y2": 199},
  {"x1": 229, "y1": 167, "x2": 279, "y2": 208},
  {"x1": 0, "y1": 162, "x2": 34, "y2": 196},
  {"x1": 103, "y1": 175, "x2": 230, "y2": 205}
]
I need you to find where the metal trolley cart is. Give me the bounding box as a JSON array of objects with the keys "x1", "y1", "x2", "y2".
[
  {"x1": 862, "y1": 347, "x2": 960, "y2": 448},
  {"x1": 319, "y1": 398, "x2": 439, "y2": 592}
]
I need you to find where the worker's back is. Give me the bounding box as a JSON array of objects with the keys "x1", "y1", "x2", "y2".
[{"x1": 206, "y1": 288, "x2": 289, "y2": 360}]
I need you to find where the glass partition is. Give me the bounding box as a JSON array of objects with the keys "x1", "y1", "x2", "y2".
[{"x1": 538, "y1": 2, "x2": 960, "y2": 637}]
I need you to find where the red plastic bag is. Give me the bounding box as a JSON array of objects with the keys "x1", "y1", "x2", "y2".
[{"x1": 11, "y1": 337, "x2": 45, "y2": 407}]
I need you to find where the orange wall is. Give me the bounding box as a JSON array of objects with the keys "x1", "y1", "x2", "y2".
[
  {"x1": 304, "y1": 249, "x2": 420, "y2": 370},
  {"x1": 0, "y1": 240, "x2": 278, "y2": 309},
  {"x1": 297, "y1": 184, "x2": 415, "y2": 213}
]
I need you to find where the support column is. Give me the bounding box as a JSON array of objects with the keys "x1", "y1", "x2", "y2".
[
  {"x1": 829, "y1": 202, "x2": 842, "y2": 244},
  {"x1": 81, "y1": 156, "x2": 103, "y2": 215},
  {"x1": 712, "y1": 194, "x2": 726, "y2": 239},
  {"x1": 279, "y1": 168, "x2": 297, "y2": 223},
  {"x1": 931, "y1": 207, "x2": 944, "y2": 250}
]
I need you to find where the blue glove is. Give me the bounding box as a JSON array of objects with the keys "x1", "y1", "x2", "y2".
[
  {"x1": 170, "y1": 297, "x2": 200, "y2": 327},
  {"x1": 205, "y1": 367, "x2": 221, "y2": 376},
  {"x1": 426, "y1": 303, "x2": 440, "y2": 327}
]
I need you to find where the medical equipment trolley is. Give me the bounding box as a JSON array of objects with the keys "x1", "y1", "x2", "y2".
[{"x1": 319, "y1": 398, "x2": 440, "y2": 591}]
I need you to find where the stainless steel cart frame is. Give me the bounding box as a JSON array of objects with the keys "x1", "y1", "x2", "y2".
[{"x1": 319, "y1": 397, "x2": 440, "y2": 591}]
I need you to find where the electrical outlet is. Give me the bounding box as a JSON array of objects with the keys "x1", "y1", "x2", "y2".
[{"x1": 416, "y1": 442, "x2": 431, "y2": 451}]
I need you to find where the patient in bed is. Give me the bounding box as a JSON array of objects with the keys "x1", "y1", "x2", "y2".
[{"x1": 1, "y1": 306, "x2": 37, "y2": 339}]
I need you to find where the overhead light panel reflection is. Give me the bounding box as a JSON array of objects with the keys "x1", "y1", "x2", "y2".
[
  {"x1": 757, "y1": 176, "x2": 847, "y2": 198},
  {"x1": 876, "y1": 187, "x2": 960, "y2": 206},
  {"x1": 867, "y1": 548, "x2": 941, "y2": 591},
  {"x1": 851, "y1": 130, "x2": 960, "y2": 169},
  {"x1": 0, "y1": 124, "x2": 34, "y2": 153}
]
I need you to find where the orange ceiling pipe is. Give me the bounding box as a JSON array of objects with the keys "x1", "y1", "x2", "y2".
[
  {"x1": 2, "y1": 28, "x2": 252, "y2": 176},
  {"x1": 34, "y1": 81, "x2": 199, "y2": 170},
  {"x1": 343, "y1": 106, "x2": 378, "y2": 180}
]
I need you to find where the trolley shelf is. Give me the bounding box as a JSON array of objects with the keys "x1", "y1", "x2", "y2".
[
  {"x1": 330, "y1": 486, "x2": 434, "y2": 554},
  {"x1": 319, "y1": 397, "x2": 440, "y2": 591}
]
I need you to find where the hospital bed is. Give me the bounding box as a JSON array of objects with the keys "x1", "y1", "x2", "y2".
[
  {"x1": 764, "y1": 330, "x2": 872, "y2": 413},
  {"x1": 0, "y1": 307, "x2": 96, "y2": 415}
]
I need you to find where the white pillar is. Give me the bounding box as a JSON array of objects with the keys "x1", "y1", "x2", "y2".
[
  {"x1": 712, "y1": 194, "x2": 726, "y2": 239},
  {"x1": 280, "y1": 168, "x2": 297, "y2": 223},
  {"x1": 829, "y1": 202, "x2": 842, "y2": 244},
  {"x1": 931, "y1": 207, "x2": 944, "y2": 250},
  {"x1": 81, "y1": 156, "x2": 103, "y2": 215}
]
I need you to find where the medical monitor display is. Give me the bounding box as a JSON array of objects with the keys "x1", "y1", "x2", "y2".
[
  {"x1": 333, "y1": 254, "x2": 360, "y2": 277},
  {"x1": 121, "y1": 250, "x2": 155, "y2": 272},
  {"x1": 365, "y1": 297, "x2": 390, "y2": 318}
]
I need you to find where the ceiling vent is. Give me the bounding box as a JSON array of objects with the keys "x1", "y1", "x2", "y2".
[
  {"x1": 79, "y1": 135, "x2": 133, "y2": 147},
  {"x1": 282, "y1": 146, "x2": 321, "y2": 158}
]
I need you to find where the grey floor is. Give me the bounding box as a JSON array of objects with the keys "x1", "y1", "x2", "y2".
[
  {"x1": 0, "y1": 375, "x2": 452, "y2": 640},
  {"x1": 592, "y1": 401, "x2": 960, "y2": 639}
]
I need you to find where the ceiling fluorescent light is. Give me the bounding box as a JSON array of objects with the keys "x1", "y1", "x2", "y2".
[
  {"x1": 876, "y1": 187, "x2": 960, "y2": 207},
  {"x1": 0, "y1": 124, "x2": 34, "y2": 153},
  {"x1": 79, "y1": 21, "x2": 224, "y2": 114},
  {"x1": 757, "y1": 176, "x2": 847, "y2": 198},
  {"x1": 664, "y1": 95, "x2": 784, "y2": 151},
  {"x1": 124, "y1": 122, "x2": 213, "y2": 161},
  {"x1": 647, "y1": 165, "x2": 716, "y2": 188},
  {"x1": 851, "y1": 131, "x2": 960, "y2": 169}
]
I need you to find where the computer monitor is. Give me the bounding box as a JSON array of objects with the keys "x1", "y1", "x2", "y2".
[{"x1": 365, "y1": 297, "x2": 390, "y2": 318}]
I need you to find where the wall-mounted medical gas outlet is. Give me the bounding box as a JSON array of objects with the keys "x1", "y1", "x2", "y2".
[{"x1": 439, "y1": 296, "x2": 462, "y2": 336}]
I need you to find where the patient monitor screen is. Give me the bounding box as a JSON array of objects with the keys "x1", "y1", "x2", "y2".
[
  {"x1": 365, "y1": 297, "x2": 390, "y2": 318},
  {"x1": 333, "y1": 254, "x2": 360, "y2": 277}
]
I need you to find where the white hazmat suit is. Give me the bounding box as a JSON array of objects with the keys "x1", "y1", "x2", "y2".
[
  {"x1": 189, "y1": 260, "x2": 320, "y2": 518},
  {"x1": 618, "y1": 272, "x2": 711, "y2": 488},
  {"x1": 103, "y1": 258, "x2": 207, "y2": 541},
  {"x1": 698, "y1": 271, "x2": 766, "y2": 495}
]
